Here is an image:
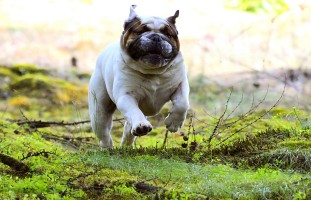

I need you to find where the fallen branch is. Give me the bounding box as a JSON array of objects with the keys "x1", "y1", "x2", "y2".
[
  {"x1": 21, "y1": 150, "x2": 56, "y2": 161},
  {"x1": 0, "y1": 153, "x2": 30, "y2": 173},
  {"x1": 135, "y1": 181, "x2": 162, "y2": 193},
  {"x1": 6, "y1": 118, "x2": 124, "y2": 129},
  {"x1": 134, "y1": 176, "x2": 162, "y2": 193},
  {"x1": 6, "y1": 119, "x2": 90, "y2": 128}
]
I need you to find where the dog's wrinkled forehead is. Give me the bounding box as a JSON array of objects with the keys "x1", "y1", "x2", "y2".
[
  {"x1": 140, "y1": 16, "x2": 170, "y2": 30},
  {"x1": 123, "y1": 5, "x2": 179, "y2": 33}
]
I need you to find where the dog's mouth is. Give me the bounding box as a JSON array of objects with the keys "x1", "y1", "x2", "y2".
[
  {"x1": 127, "y1": 34, "x2": 178, "y2": 67},
  {"x1": 140, "y1": 54, "x2": 171, "y2": 66}
]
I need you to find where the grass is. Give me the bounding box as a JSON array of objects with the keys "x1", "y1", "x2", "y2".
[
  {"x1": 81, "y1": 149, "x2": 309, "y2": 199},
  {"x1": 0, "y1": 65, "x2": 311, "y2": 199}
]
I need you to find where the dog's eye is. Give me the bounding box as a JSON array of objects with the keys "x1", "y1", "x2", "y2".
[
  {"x1": 133, "y1": 26, "x2": 150, "y2": 35},
  {"x1": 160, "y1": 27, "x2": 174, "y2": 38}
]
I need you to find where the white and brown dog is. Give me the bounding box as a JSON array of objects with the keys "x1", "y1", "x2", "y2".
[{"x1": 88, "y1": 5, "x2": 189, "y2": 148}]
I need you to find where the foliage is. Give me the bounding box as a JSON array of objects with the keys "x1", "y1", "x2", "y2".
[
  {"x1": 0, "y1": 65, "x2": 311, "y2": 199},
  {"x1": 225, "y1": 0, "x2": 289, "y2": 15}
]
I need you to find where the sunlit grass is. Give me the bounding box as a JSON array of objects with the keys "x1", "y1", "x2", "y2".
[{"x1": 82, "y1": 150, "x2": 309, "y2": 199}]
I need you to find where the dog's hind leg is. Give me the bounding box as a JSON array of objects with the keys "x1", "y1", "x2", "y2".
[
  {"x1": 88, "y1": 71, "x2": 116, "y2": 148},
  {"x1": 120, "y1": 121, "x2": 136, "y2": 147}
]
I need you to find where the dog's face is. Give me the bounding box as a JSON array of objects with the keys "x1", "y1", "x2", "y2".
[{"x1": 121, "y1": 5, "x2": 180, "y2": 68}]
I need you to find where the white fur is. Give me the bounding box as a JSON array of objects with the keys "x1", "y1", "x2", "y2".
[{"x1": 88, "y1": 42, "x2": 189, "y2": 148}]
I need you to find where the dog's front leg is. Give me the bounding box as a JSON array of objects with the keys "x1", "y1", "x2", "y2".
[
  {"x1": 116, "y1": 95, "x2": 153, "y2": 137},
  {"x1": 165, "y1": 79, "x2": 190, "y2": 132}
]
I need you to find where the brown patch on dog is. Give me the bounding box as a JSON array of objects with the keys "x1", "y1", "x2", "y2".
[
  {"x1": 160, "y1": 25, "x2": 179, "y2": 51},
  {"x1": 121, "y1": 17, "x2": 143, "y2": 49},
  {"x1": 167, "y1": 10, "x2": 179, "y2": 25},
  {"x1": 121, "y1": 12, "x2": 180, "y2": 67},
  {"x1": 122, "y1": 22, "x2": 179, "y2": 55}
]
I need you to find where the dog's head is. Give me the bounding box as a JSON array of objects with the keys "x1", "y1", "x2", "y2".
[{"x1": 121, "y1": 5, "x2": 180, "y2": 68}]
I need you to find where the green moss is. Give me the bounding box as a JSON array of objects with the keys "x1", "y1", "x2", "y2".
[
  {"x1": 10, "y1": 64, "x2": 48, "y2": 76},
  {"x1": 0, "y1": 122, "x2": 144, "y2": 199},
  {"x1": 7, "y1": 73, "x2": 88, "y2": 105},
  {"x1": 0, "y1": 67, "x2": 18, "y2": 96},
  {"x1": 10, "y1": 74, "x2": 62, "y2": 91},
  {"x1": 279, "y1": 140, "x2": 311, "y2": 149},
  {"x1": 247, "y1": 148, "x2": 311, "y2": 172},
  {"x1": 76, "y1": 72, "x2": 91, "y2": 80},
  {"x1": 213, "y1": 128, "x2": 291, "y2": 155},
  {"x1": 1, "y1": 66, "x2": 311, "y2": 199},
  {"x1": 0, "y1": 66, "x2": 18, "y2": 80},
  {"x1": 82, "y1": 150, "x2": 310, "y2": 199}
]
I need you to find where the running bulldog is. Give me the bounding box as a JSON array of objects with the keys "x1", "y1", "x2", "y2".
[{"x1": 88, "y1": 5, "x2": 189, "y2": 148}]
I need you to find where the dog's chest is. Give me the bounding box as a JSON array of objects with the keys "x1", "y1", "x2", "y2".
[
  {"x1": 138, "y1": 76, "x2": 178, "y2": 115},
  {"x1": 145, "y1": 77, "x2": 160, "y2": 93}
]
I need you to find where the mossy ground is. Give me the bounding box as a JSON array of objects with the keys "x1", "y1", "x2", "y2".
[{"x1": 0, "y1": 65, "x2": 310, "y2": 199}]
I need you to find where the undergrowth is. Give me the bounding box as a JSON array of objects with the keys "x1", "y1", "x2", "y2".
[{"x1": 0, "y1": 64, "x2": 311, "y2": 199}]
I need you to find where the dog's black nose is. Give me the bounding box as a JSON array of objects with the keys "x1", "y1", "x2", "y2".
[{"x1": 150, "y1": 34, "x2": 162, "y2": 42}]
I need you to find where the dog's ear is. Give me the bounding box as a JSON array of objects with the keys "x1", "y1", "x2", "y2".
[
  {"x1": 124, "y1": 5, "x2": 138, "y2": 30},
  {"x1": 167, "y1": 10, "x2": 179, "y2": 25}
]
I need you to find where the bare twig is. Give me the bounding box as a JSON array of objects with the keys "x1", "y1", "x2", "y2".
[
  {"x1": 207, "y1": 90, "x2": 232, "y2": 145},
  {"x1": 244, "y1": 86, "x2": 270, "y2": 116},
  {"x1": 21, "y1": 150, "x2": 56, "y2": 161},
  {"x1": 217, "y1": 87, "x2": 269, "y2": 132},
  {"x1": 187, "y1": 114, "x2": 194, "y2": 139},
  {"x1": 223, "y1": 93, "x2": 243, "y2": 121},
  {"x1": 293, "y1": 107, "x2": 303, "y2": 127},
  {"x1": 19, "y1": 109, "x2": 29, "y2": 121},
  {"x1": 216, "y1": 84, "x2": 285, "y2": 146},
  {"x1": 163, "y1": 173, "x2": 172, "y2": 188},
  {"x1": 162, "y1": 129, "x2": 169, "y2": 149}
]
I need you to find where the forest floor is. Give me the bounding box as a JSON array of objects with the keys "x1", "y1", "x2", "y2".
[
  {"x1": 1, "y1": 1, "x2": 311, "y2": 199},
  {"x1": 0, "y1": 64, "x2": 310, "y2": 199}
]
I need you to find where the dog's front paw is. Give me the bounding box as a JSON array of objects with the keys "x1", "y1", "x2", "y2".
[
  {"x1": 165, "y1": 113, "x2": 186, "y2": 132},
  {"x1": 131, "y1": 121, "x2": 153, "y2": 136}
]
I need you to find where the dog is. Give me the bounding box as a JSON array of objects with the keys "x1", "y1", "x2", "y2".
[{"x1": 88, "y1": 5, "x2": 190, "y2": 148}]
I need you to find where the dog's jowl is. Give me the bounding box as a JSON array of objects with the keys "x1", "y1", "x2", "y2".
[{"x1": 88, "y1": 5, "x2": 190, "y2": 148}]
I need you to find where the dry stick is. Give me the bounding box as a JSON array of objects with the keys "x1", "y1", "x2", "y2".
[
  {"x1": 293, "y1": 107, "x2": 303, "y2": 127},
  {"x1": 19, "y1": 109, "x2": 29, "y2": 121},
  {"x1": 218, "y1": 87, "x2": 270, "y2": 133},
  {"x1": 207, "y1": 90, "x2": 232, "y2": 145},
  {"x1": 244, "y1": 86, "x2": 269, "y2": 116},
  {"x1": 12, "y1": 119, "x2": 91, "y2": 128},
  {"x1": 202, "y1": 108, "x2": 218, "y2": 120},
  {"x1": 162, "y1": 129, "x2": 169, "y2": 149},
  {"x1": 0, "y1": 153, "x2": 30, "y2": 173},
  {"x1": 223, "y1": 93, "x2": 243, "y2": 121},
  {"x1": 216, "y1": 84, "x2": 286, "y2": 146},
  {"x1": 193, "y1": 116, "x2": 214, "y2": 127},
  {"x1": 7, "y1": 118, "x2": 124, "y2": 128},
  {"x1": 187, "y1": 114, "x2": 194, "y2": 138},
  {"x1": 135, "y1": 182, "x2": 162, "y2": 193},
  {"x1": 194, "y1": 91, "x2": 241, "y2": 129},
  {"x1": 163, "y1": 173, "x2": 172, "y2": 188},
  {"x1": 21, "y1": 150, "x2": 56, "y2": 161},
  {"x1": 191, "y1": 116, "x2": 196, "y2": 141},
  {"x1": 134, "y1": 176, "x2": 162, "y2": 193}
]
